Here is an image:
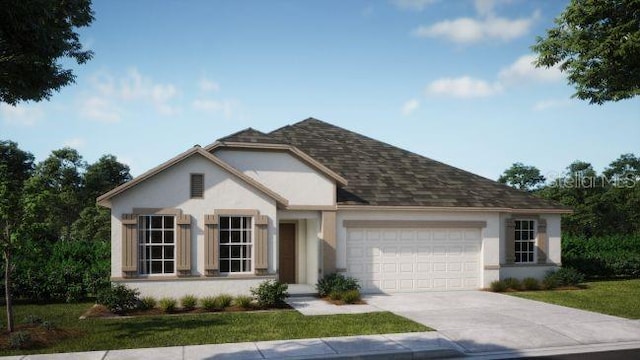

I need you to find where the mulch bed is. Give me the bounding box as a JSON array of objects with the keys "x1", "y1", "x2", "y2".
[
  {"x1": 0, "y1": 324, "x2": 79, "y2": 351},
  {"x1": 320, "y1": 297, "x2": 367, "y2": 306},
  {"x1": 80, "y1": 303, "x2": 292, "y2": 319}
]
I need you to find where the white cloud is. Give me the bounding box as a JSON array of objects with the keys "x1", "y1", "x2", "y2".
[
  {"x1": 80, "y1": 96, "x2": 120, "y2": 123},
  {"x1": 391, "y1": 0, "x2": 437, "y2": 11},
  {"x1": 81, "y1": 68, "x2": 180, "y2": 120},
  {"x1": 533, "y1": 98, "x2": 571, "y2": 111},
  {"x1": 498, "y1": 54, "x2": 563, "y2": 85},
  {"x1": 426, "y1": 76, "x2": 501, "y2": 98},
  {"x1": 63, "y1": 137, "x2": 86, "y2": 148},
  {"x1": 401, "y1": 98, "x2": 420, "y2": 115},
  {"x1": 192, "y1": 98, "x2": 235, "y2": 118},
  {"x1": 413, "y1": 13, "x2": 536, "y2": 43},
  {"x1": 198, "y1": 78, "x2": 220, "y2": 92},
  {"x1": 0, "y1": 103, "x2": 43, "y2": 126}
]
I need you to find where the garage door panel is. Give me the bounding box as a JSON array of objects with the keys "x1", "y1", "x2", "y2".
[{"x1": 347, "y1": 227, "x2": 481, "y2": 292}]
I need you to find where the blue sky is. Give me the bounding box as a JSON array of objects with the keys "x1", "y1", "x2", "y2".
[{"x1": 1, "y1": 0, "x2": 638, "y2": 182}]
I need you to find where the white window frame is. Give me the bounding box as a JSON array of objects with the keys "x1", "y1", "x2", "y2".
[
  {"x1": 138, "y1": 215, "x2": 176, "y2": 275},
  {"x1": 218, "y1": 215, "x2": 254, "y2": 274},
  {"x1": 514, "y1": 219, "x2": 536, "y2": 264}
]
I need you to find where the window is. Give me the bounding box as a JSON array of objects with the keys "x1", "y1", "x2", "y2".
[
  {"x1": 219, "y1": 216, "x2": 252, "y2": 273},
  {"x1": 514, "y1": 219, "x2": 536, "y2": 263},
  {"x1": 191, "y1": 173, "x2": 204, "y2": 198},
  {"x1": 138, "y1": 215, "x2": 175, "y2": 274}
]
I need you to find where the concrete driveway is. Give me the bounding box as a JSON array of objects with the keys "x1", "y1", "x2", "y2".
[{"x1": 365, "y1": 291, "x2": 640, "y2": 354}]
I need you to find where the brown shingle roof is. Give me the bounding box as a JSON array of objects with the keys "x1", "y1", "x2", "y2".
[{"x1": 266, "y1": 118, "x2": 568, "y2": 210}]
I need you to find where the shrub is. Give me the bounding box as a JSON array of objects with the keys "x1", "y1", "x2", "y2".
[
  {"x1": 158, "y1": 297, "x2": 177, "y2": 313},
  {"x1": 9, "y1": 331, "x2": 31, "y2": 349},
  {"x1": 200, "y1": 296, "x2": 217, "y2": 311},
  {"x1": 329, "y1": 291, "x2": 343, "y2": 301},
  {"x1": 23, "y1": 314, "x2": 43, "y2": 325},
  {"x1": 214, "y1": 294, "x2": 233, "y2": 309},
  {"x1": 341, "y1": 289, "x2": 361, "y2": 304},
  {"x1": 40, "y1": 320, "x2": 55, "y2": 330},
  {"x1": 180, "y1": 295, "x2": 198, "y2": 311},
  {"x1": 96, "y1": 284, "x2": 140, "y2": 314},
  {"x1": 316, "y1": 273, "x2": 360, "y2": 297},
  {"x1": 503, "y1": 278, "x2": 522, "y2": 291},
  {"x1": 234, "y1": 295, "x2": 253, "y2": 309},
  {"x1": 522, "y1": 277, "x2": 540, "y2": 291},
  {"x1": 554, "y1": 267, "x2": 585, "y2": 286},
  {"x1": 139, "y1": 296, "x2": 157, "y2": 310},
  {"x1": 562, "y1": 234, "x2": 640, "y2": 278},
  {"x1": 490, "y1": 280, "x2": 508, "y2": 292},
  {"x1": 542, "y1": 271, "x2": 559, "y2": 289},
  {"x1": 251, "y1": 279, "x2": 289, "y2": 308}
]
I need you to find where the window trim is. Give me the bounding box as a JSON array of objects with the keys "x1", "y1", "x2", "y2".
[
  {"x1": 514, "y1": 219, "x2": 537, "y2": 264},
  {"x1": 137, "y1": 214, "x2": 177, "y2": 276},
  {"x1": 190, "y1": 173, "x2": 204, "y2": 199},
  {"x1": 218, "y1": 215, "x2": 255, "y2": 275}
]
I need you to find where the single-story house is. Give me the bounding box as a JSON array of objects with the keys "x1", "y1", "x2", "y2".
[{"x1": 98, "y1": 118, "x2": 571, "y2": 298}]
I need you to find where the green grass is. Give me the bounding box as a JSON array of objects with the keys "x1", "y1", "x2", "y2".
[
  {"x1": 0, "y1": 302, "x2": 429, "y2": 356},
  {"x1": 510, "y1": 279, "x2": 640, "y2": 319}
]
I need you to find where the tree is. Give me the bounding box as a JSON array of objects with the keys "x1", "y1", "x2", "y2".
[
  {"x1": 84, "y1": 155, "x2": 132, "y2": 203},
  {"x1": 0, "y1": 140, "x2": 34, "y2": 332},
  {"x1": 498, "y1": 162, "x2": 546, "y2": 191},
  {"x1": 23, "y1": 148, "x2": 86, "y2": 242},
  {"x1": 0, "y1": 0, "x2": 94, "y2": 105},
  {"x1": 532, "y1": 0, "x2": 640, "y2": 104}
]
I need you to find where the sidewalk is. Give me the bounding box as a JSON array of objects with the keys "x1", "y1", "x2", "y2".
[{"x1": 6, "y1": 332, "x2": 461, "y2": 359}]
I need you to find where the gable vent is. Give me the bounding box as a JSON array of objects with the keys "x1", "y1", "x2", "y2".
[{"x1": 190, "y1": 173, "x2": 204, "y2": 198}]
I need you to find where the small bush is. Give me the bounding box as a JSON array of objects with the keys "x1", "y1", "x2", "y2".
[
  {"x1": 139, "y1": 296, "x2": 157, "y2": 310},
  {"x1": 329, "y1": 291, "x2": 343, "y2": 301},
  {"x1": 234, "y1": 295, "x2": 253, "y2": 309},
  {"x1": 251, "y1": 279, "x2": 289, "y2": 308},
  {"x1": 341, "y1": 289, "x2": 361, "y2": 304},
  {"x1": 316, "y1": 273, "x2": 360, "y2": 297},
  {"x1": 490, "y1": 280, "x2": 508, "y2": 292},
  {"x1": 158, "y1": 297, "x2": 177, "y2": 313},
  {"x1": 9, "y1": 331, "x2": 31, "y2": 349},
  {"x1": 503, "y1": 278, "x2": 522, "y2": 291},
  {"x1": 522, "y1": 277, "x2": 540, "y2": 290},
  {"x1": 200, "y1": 296, "x2": 217, "y2": 311},
  {"x1": 554, "y1": 267, "x2": 585, "y2": 286},
  {"x1": 96, "y1": 284, "x2": 140, "y2": 314},
  {"x1": 214, "y1": 294, "x2": 234, "y2": 309},
  {"x1": 542, "y1": 271, "x2": 559, "y2": 289},
  {"x1": 181, "y1": 295, "x2": 198, "y2": 311},
  {"x1": 23, "y1": 314, "x2": 43, "y2": 325},
  {"x1": 40, "y1": 320, "x2": 55, "y2": 330}
]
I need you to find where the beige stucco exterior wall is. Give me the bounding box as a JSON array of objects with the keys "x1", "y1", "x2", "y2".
[
  {"x1": 109, "y1": 154, "x2": 278, "y2": 283},
  {"x1": 214, "y1": 149, "x2": 335, "y2": 206}
]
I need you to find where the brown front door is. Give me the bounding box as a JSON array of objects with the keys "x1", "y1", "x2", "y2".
[{"x1": 279, "y1": 223, "x2": 296, "y2": 284}]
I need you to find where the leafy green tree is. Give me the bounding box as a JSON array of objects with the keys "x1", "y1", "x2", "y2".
[
  {"x1": 498, "y1": 162, "x2": 546, "y2": 191},
  {"x1": 0, "y1": 0, "x2": 94, "y2": 104},
  {"x1": 84, "y1": 154, "x2": 132, "y2": 203},
  {"x1": 0, "y1": 140, "x2": 34, "y2": 332},
  {"x1": 23, "y1": 148, "x2": 86, "y2": 242},
  {"x1": 71, "y1": 205, "x2": 111, "y2": 243},
  {"x1": 532, "y1": 0, "x2": 640, "y2": 104}
]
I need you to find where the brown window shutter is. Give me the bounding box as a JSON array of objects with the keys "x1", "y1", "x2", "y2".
[
  {"x1": 505, "y1": 219, "x2": 516, "y2": 264},
  {"x1": 254, "y1": 215, "x2": 268, "y2": 275},
  {"x1": 537, "y1": 219, "x2": 548, "y2": 264},
  {"x1": 121, "y1": 214, "x2": 138, "y2": 276},
  {"x1": 204, "y1": 214, "x2": 219, "y2": 276},
  {"x1": 176, "y1": 214, "x2": 192, "y2": 275},
  {"x1": 190, "y1": 174, "x2": 204, "y2": 198}
]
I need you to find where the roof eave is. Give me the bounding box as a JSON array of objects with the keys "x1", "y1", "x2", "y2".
[{"x1": 336, "y1": 204, "x2": 573, "y2": 214}]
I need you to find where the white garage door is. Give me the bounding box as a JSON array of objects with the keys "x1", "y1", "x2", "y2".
[{"x1": 346, "y1": 228, "x2": 481, "y2": 292}]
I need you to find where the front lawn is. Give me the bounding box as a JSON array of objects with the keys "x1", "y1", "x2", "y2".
[
  {"x1": 510, "y1": 279, "x2": 640, "y2": 319},
  {"x1": 0, "y1": 302, "x2": 429, "y2": 356}
]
